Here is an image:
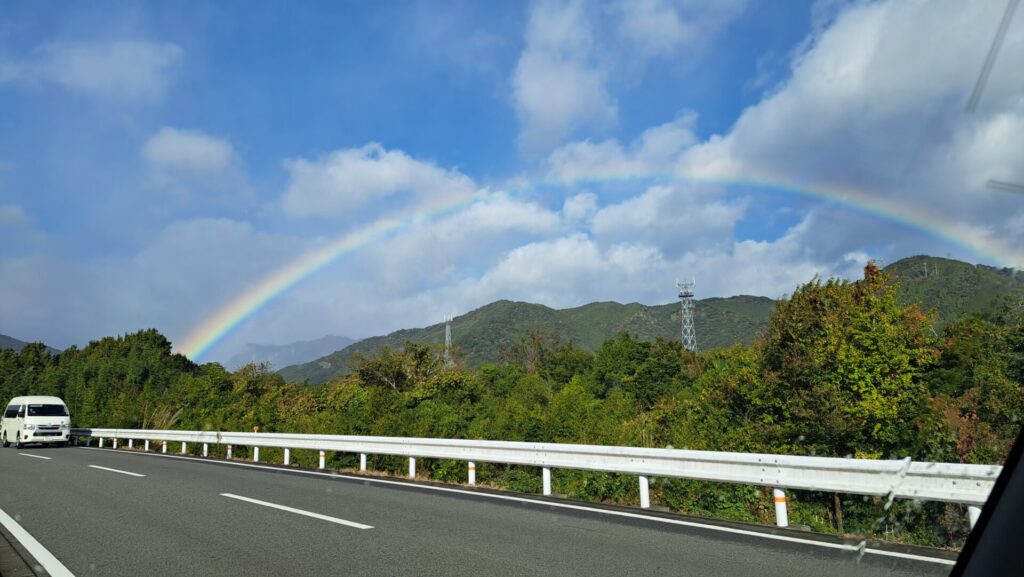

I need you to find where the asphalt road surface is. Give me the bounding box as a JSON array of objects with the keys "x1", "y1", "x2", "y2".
[{"x1": 0, "y1": 444, "x2": 956, "y2": 577}]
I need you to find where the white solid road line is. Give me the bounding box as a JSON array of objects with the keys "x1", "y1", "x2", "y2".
[
  {"x1": 87, "y1": 464, "x2": 146, "y2": 477},
  {"x1": 0, "y1": 506, "x2": 75, "y2": 577},
  {"x1": 18, "y1": 453, "x2": 52, "y2": 460},
  {"x1": 80, "y1": 447, "x2": 954, "y2": 565},
  {"x1": 221, "y1": 493, "x2": 373, "y2": 529}
]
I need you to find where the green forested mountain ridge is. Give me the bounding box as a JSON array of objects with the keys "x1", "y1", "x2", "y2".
[
  {"x1": 0, "y1": 334, "x2": 61, "y2": 355},
  {"x1": 279, "y1": 255, "x2": 1024, "y2": 384},
  {"x1": 278, "y1": 295, "x2": 776, "y2": 384},
  {"x1": 884, "y1": 255, "x2": 1024, "y2": 327}
]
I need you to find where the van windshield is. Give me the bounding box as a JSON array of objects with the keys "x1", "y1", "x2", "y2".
[{"x1": 27, "y1": 404, "x2": 68, "y2": 417}]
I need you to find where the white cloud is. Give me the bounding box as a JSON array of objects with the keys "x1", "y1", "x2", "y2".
[
  {"x1": 613, "y1": 0, "x2": 747, "y2": 59},
  {"x1": 282, "y1": 143, "x2": 477, "y2": 219},
  {"x1": 591, "y1": 183, "x2": 745, "y2": 256},
  {"x1": 2, "y1": 40, "x2": 182, "y2": 103},
  {"x1": 546, "y1": 111, "x2": 698, "y2": 180},
  {"x1": 675, "y1": 0, "x2": 1024, "y2": 266},
  {"x1": 144, "y1": 127, "x2": 237, "y2": 178},
  {"x1": 511, "y1": 0, "x2": 745, "y2": 152},
  {"x1": 562, "y1": 192, "x2": 598, "y2": 222},
  {"x1": 513, "y1": 0, "x2": 616, "y2": 152},
  {"x1": 141, "y1": 127, "x2": 250, "y2": 207}
]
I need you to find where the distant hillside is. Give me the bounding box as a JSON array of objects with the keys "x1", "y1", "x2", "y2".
[
  {"x1": 279, "y1": 296, "x2": 775, "y2": 384},
  {"x1": 226, "y1": 334, "x2": 356, "y2": 371},
  {"x1": 0, "y1": 334, "x2": 61, "y2": 355},
  {"x1": 883, "y1": 255, "x2": 1024, "y2": 328},
  {"x1": 279, "y1": 255, "x2": 1024, "y2": 385}
]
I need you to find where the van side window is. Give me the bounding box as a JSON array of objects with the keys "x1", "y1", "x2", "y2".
[{"x1": 3, "y1": 405, "x2": 18, "y2": 419}]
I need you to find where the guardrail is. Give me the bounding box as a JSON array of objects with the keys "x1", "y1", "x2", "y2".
[{"x1": 71, "y1": 428, "x2": 1001, "y2": 529}]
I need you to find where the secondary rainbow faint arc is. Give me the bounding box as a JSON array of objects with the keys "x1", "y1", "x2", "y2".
[{"x1": 177, "y1": 171, "x2": 1024, "y2": 362}]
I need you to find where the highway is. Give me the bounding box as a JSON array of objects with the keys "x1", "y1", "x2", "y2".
[{"x1": 0, "y1": 445, "x2": 955, "y2": 576}]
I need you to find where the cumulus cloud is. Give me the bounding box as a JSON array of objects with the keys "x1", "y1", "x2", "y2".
[
  {"x1": 1, "y1": 40, "x2": 182, "y2": 103},
  {"x1": 613, "y1": 0, "x2": 748, "y2": 59},
  {"x1": 513, "y1": 0, "x2": 616, "y2": 152},
  {"x1": 562, "y1": 192, "x2": 598, "y2": 222},
  {"x1": 512, "y1": 0, "x2": 746, "y2": 152},
  {"x1": 546, "y1": 111, "x2": 698, "y2": 180},
  {"x1": 282, "y1": 143, "x2": 477, "y2": 219},
  {"x1": 591, "y1": 184, "x2": 746, "y2": 256},
  {"x1": 673, "y1": 0, "x2": 1024, "y2": 266}
]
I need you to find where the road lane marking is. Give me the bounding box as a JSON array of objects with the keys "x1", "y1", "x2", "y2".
[
  {"x1": 79, "y1": 447, "x2": 953, "y2": 565},
  {"x1": 87, "y1": 465, "x2": 146, "y2": 477},
  {"x1": 0, "y1": 506, "x2": 75, "y2": 577},
  {"x1": 220, "y1": 493, "x2": 373, "y2": 529},
  {"x1": 18, "y1": 453, "x2": 52, "y2": 460}
]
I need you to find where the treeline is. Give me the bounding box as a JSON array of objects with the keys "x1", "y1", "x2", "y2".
[{"x1": 1, "y1": 263, "x2": 1021, "y2": 547}]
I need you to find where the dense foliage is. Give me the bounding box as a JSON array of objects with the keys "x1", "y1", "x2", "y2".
[{"x1": 2, "y1": 263, "x2": 1021, "y2": 548}]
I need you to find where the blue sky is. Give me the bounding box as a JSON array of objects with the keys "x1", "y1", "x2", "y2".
[{"x1": 1, "y1": 0, "x2": 1022, "y2": 362}]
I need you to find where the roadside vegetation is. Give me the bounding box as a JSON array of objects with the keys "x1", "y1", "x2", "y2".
[{"x1": 1, "y1": 263, "x2": 1021, "y2": 548}]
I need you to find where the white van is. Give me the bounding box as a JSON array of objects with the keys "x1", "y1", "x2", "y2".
[{"x1": 1, "y1": 396, "x2": 71, "y2": 448}]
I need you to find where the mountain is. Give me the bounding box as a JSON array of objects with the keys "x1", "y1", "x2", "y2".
[
  {"x1": 0, "y1": 334, "x2": 61, "y2": 355},
  {"x1": 279, "y1": 255, "x2": 1024, "y2": 385},
  {"x1": 278, "y1": 296, "x2": 775, "y2": 384},
  {"x1": 884, "y1": 255, "x2": 1024, "y2": 328},
  {"x1": 226, "y1": 334, "x2": 356, "y2": 371}
]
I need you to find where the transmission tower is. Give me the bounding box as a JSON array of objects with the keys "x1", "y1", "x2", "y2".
[
  {"x1": 444, "y1": 314, "x2": 454, "y2": 368},
  {"x1": 677, "y1": 279, "x2": 696, "y2": 352}
]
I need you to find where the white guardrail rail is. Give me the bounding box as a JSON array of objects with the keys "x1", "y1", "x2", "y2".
[{"x1": 70, "y1": 428, "x2": 1001, "y2": 529}]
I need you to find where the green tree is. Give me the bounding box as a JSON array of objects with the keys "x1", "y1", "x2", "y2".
[{"x1": 760, "y1": 262, "x2": 939, "y2": 458}]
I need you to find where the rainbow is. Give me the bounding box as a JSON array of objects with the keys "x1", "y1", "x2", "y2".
[{"x1": 177, "y1": 170, "x2": 1023, "y2": 361}]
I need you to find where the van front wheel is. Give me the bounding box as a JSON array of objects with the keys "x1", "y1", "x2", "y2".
[
  {"x1": 1, "y1": 432, "x2": 7, "y2": 448},
  {"x1": 14, "y1": 434, "x2": 22, "y2": 449}
]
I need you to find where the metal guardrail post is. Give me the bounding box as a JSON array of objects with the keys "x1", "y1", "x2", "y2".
[
  {"x1": 318, "y1": 450, "x2": 325, "y2": 469},
  {"x1": 162, "y1": 441, "x2": 167, "y2": 454},
  {"x1": 181, "y1": 442, "x2": 186, "y2": 455},
  {"x1": 468, "y1": 461, "x2": 476, "y2": 485},
  {"x1": 409, "y1": 457, "x2": 416, "y2": 478},
  {"x1": 639, "y1": 476, "x2": 650, "y2": 508},
  {"x1": 128, "y1": 439, "x2": 133, "y2": 449},
  {"x1": 113, "y1": 438, "x2": 118, "y2": 449},
  {"x1": 144, "y1": 440, "x2": 149, "y2": 451},
  {"x1": 284, "y1": 448, "x2": 290, "y2": 465},
  {"x1": 253, "y1": 447, "x2": 259, "y2": 462},
  {"x1": 99, "y1": 437, "x2": 104, "y2": 448},
  {"x1": 203, "y1": 443, "x2": 208, "y2": 457},
  {"x1": 227, "y1": 445, "x2": 232, "y2": 459},
  {"x1": 773, "y1": 488, "x2": 788, "y2": 527},
  {"x1": 968, "y1": 505, "x2": 981, "y2": 529},
  {"x1": 360, "y1": 453, "x2": 367, "y2": 471},
  {"x1": 542, "y1": 467, "x2": 552, "y2": 496}
]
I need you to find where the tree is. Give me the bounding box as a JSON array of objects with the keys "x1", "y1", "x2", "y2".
[{"x1": 760, "y1": 262, "x2": 939, "y2": 458}]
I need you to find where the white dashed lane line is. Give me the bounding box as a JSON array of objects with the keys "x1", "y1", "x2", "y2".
[
  {"x1": 18, "y1": 453, "x2": 52, "y2": 460},
  {"x1": 221, "y1": 493, "x2": 373, "y2": 530},
  {"x1": 87, "y1": 465, "x2": 146, "y2": 477}
]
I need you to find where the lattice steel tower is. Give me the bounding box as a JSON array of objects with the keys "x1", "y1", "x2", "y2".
[
  {"x1": 444, "y1": 314, "x2": 454, "y2": 368},
  {"x1": 677, "y1": 279, "x2": 696, "y2": 352}
]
